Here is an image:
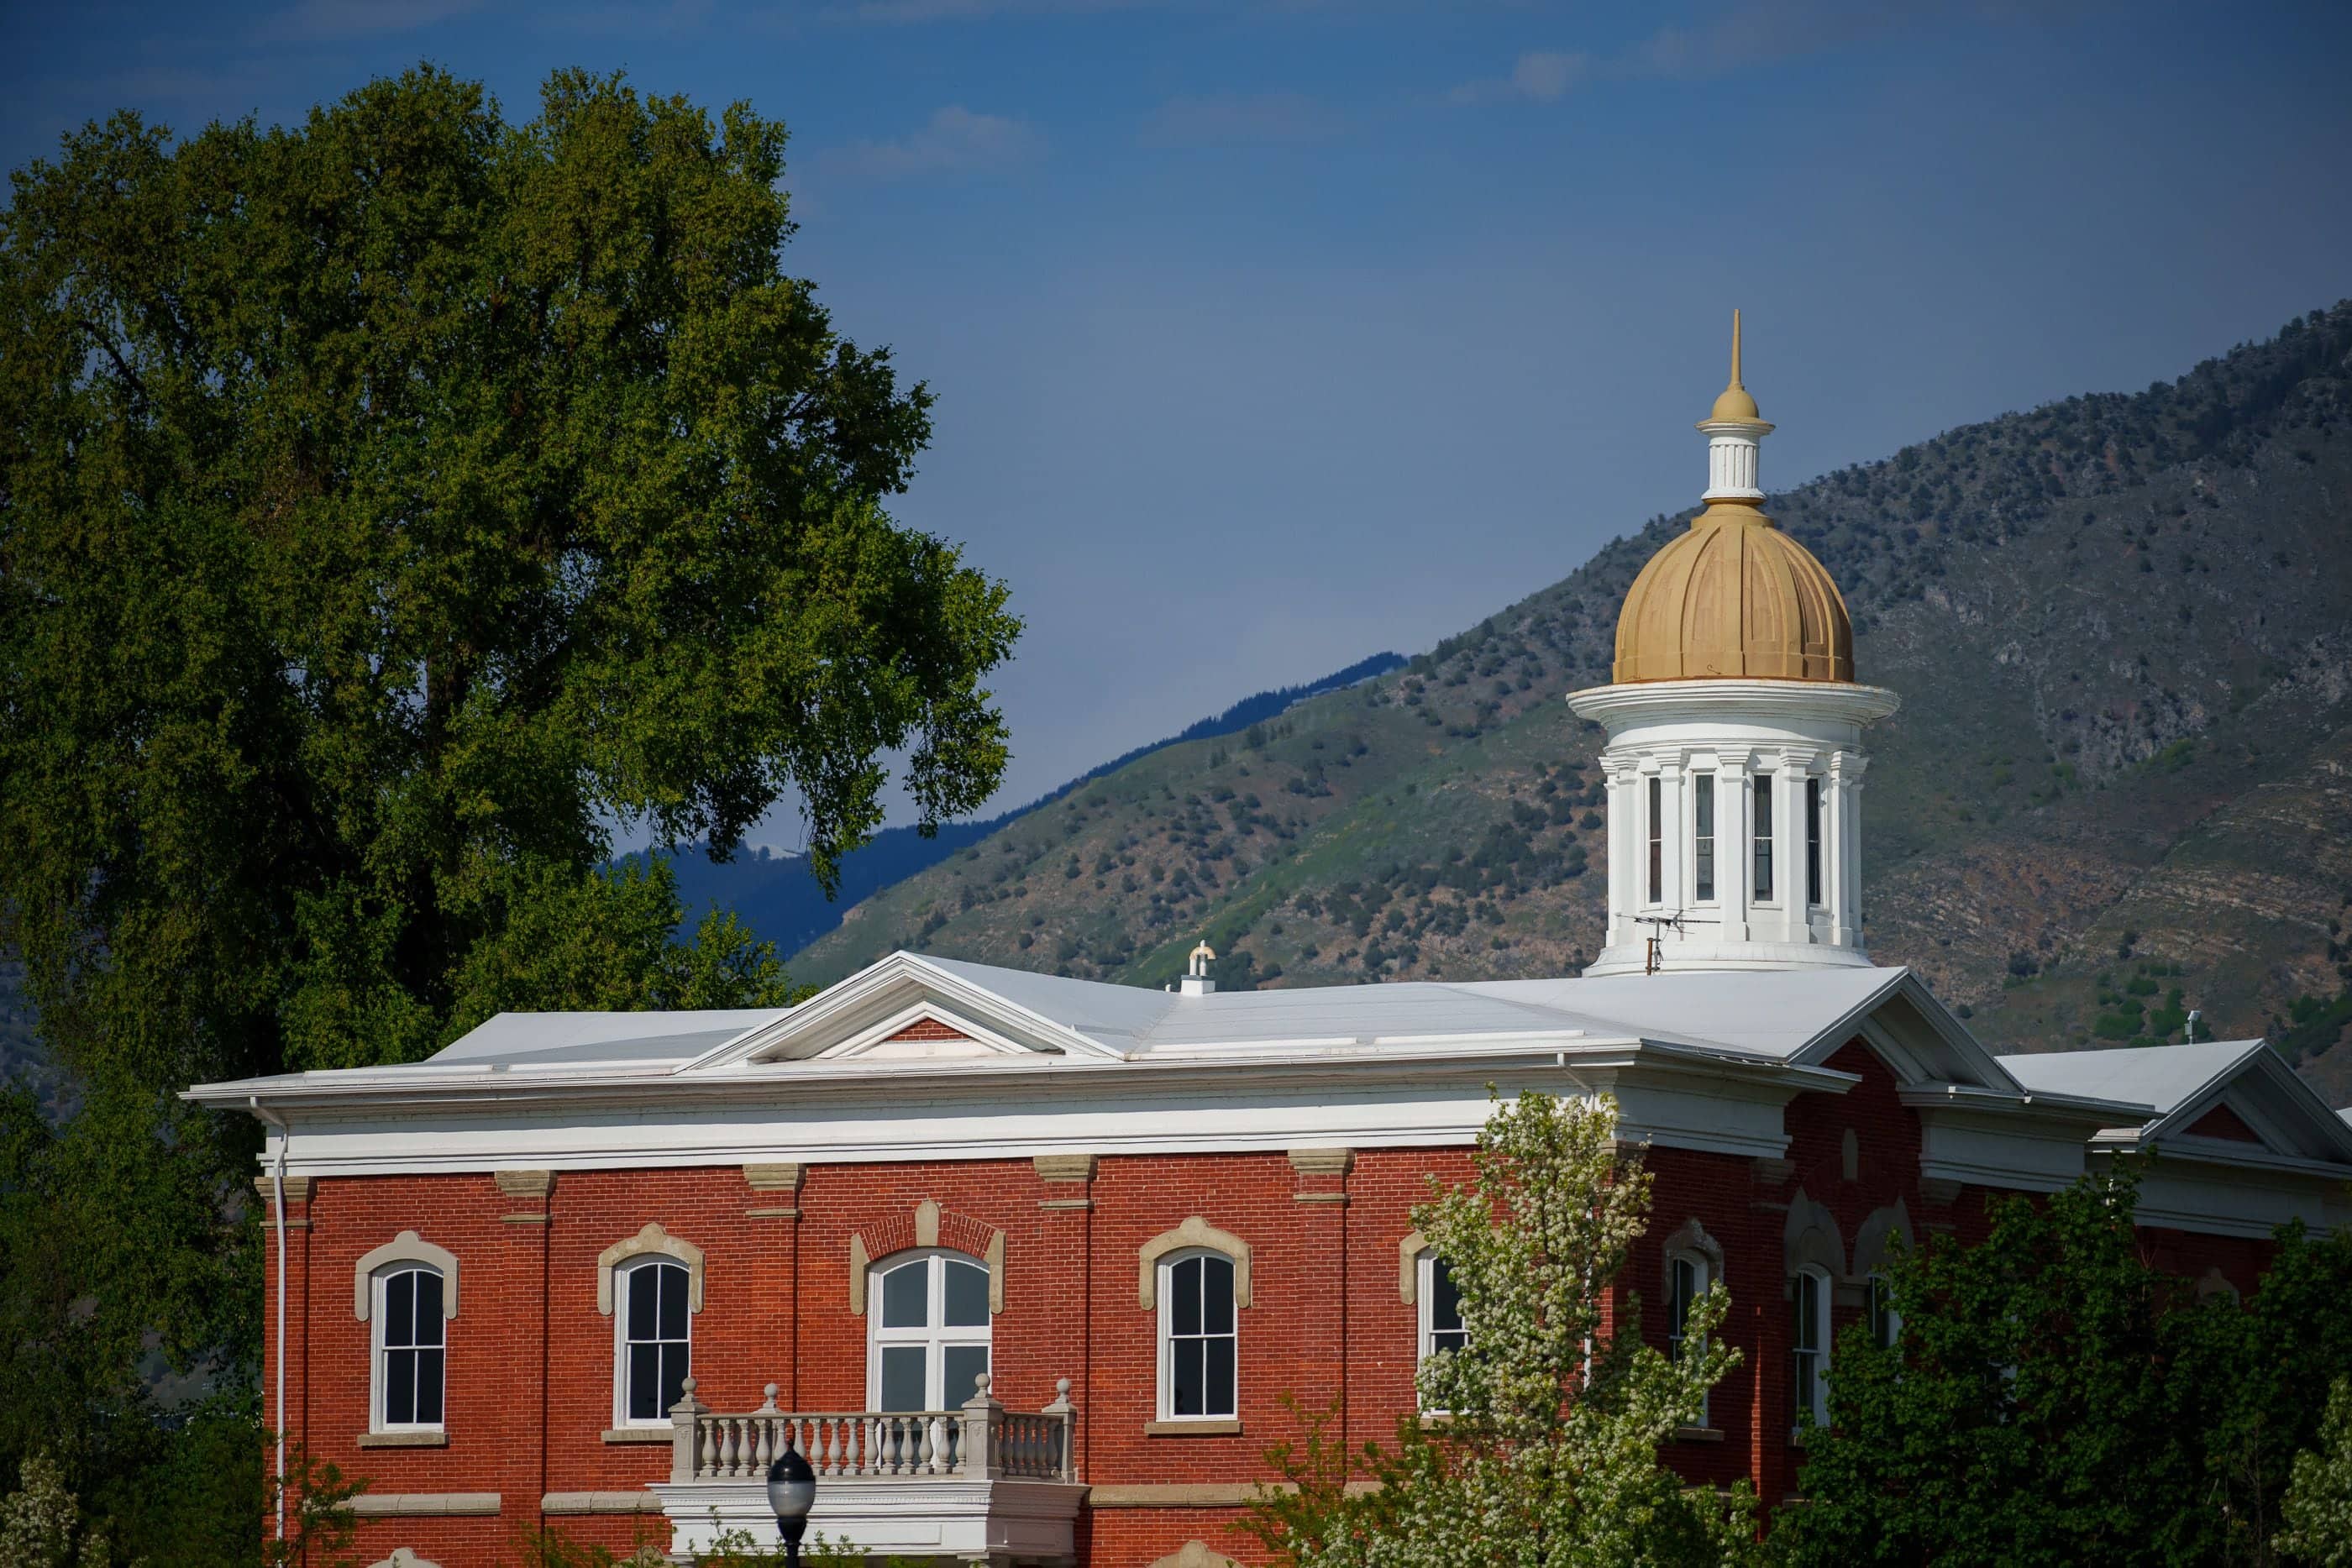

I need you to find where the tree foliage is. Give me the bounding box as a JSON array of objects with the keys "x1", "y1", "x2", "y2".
[
  {"x1": 2277, "y1": 1377, "x2": 2352, "y2": 1566},
  {"x1": 1773, "y1": 1165, "x2": 2352, "y2": 1566},
  {"x1": 0, "y1": 64, "x2": 1017, "y2": 1558},
  {"x1": 1242, "y1": 1090, "x2": 1756, "y2": 1568}
]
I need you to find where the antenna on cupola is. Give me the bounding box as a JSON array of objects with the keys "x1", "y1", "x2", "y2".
[{"x1": 1180, "y1": 940, "x2": 1218, "y2": 997}]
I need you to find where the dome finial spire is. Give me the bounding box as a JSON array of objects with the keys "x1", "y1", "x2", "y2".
[{"x1": 1707, "y1": 309, "x2": 1762, "y2": 425}]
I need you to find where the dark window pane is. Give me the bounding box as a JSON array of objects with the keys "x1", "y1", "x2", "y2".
[
  {"x1": 1202, "y1": 1258, "x2": 1234, "y2": 1335},
  {"x1": 628, "y1": 1266, "x2": 659, "y2": 1340},
  {"x1": 414, "y1": 1349, "x2": 444, "y2": 1424},
  {"x1": 1431, "y1": 1260, "x2": 1464, "y2": 1334},
  {"x1": 1694, "y1": 774, "x2": 1715, "y2": 903},
  {"x1": 1755, "y1": 774, "x2": 1775, "y2": 900},
  {"x1": 413, "y1": 1272, "x2": 443, "y2": 1344},
  {"x1": 659, "y1": 1343, "x2": 689, "y2": 1418},
  {"x1": 658, "y1": 1262, "x2": 688, "y2": 1339},
  {"x1": 1647, "y1": 778, "x2": 1662, "y2": 903},
  {"x1": 629, "y1": 1342, "x2": 660, "y2": 1421},
  {"x1": 1173, "y1": 1338, "x2": 1205, "y2": 1416},
  {"x1": 1806, "y1": 778, "x2": 1823, "y2": 905},
  {"x1": 880, "y1": 1346, "x2": 927, "y2": 1411},
  {"x1": 386, "y1": 1272, "x2": 416, "y2": 1349},
  {"x1": 1207, "y1": 1335, "x2": 1236, "y2": 1416},
  {"x1": 386, "y1": 1350, "x2": 415, "y2": 1424},
  {"x1": 943, "y1": 1345, "x2": 990, "y2": 1405},
  {"x1": 1172, "y1": 1257, "x2": 1202, "y2": 1337},
  {"x1": 881, "y1": 1260, "x2": 930, "y2": 1329},
  {"x1": 943, "y1": 1261, "x2": 990, "y2": 1327}
]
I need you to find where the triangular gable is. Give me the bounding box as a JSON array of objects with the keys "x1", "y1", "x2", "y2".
[
  {"x1": 2142, "y1": 1043, "x2": 2352, "y2": 1169},
  {"x1": 1789, "y1": 969, "x2": 2027, "y2": 1096},
  {"x1": 678, "y1": 951, "x2": 1126, "y2": 1070}
]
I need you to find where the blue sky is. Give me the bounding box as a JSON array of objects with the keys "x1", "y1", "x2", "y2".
[{"x1": 8, "y1": 0, "x2": 2350, "y2": 851}]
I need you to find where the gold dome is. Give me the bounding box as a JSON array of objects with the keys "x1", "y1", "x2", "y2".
[{"x1": 1611, "y1": 501, "x2": 1855, "y2": 683}]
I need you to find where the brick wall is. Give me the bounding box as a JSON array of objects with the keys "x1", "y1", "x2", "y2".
[{"x1": 265, "y1": 1061, "x2": 2288, "y2": 1565}]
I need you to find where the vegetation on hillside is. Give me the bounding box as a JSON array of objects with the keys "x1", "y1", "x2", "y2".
[{"x1": 796, "y1": 303, "x2": 2352, "y2": 1097}]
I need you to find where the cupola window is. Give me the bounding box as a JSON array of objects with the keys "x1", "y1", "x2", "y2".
[
  {"x1": 1693, "y1": 774, "x2": 1715, "y2": 902},
  {"x1": 1646, "y1": 778, "x2": 1663, "y2": 905},
  {"x1": 1806, "y1": 778, "x2": 1823, "y2": 906},
  {"x1": 1753, "y1": 774, "x2": 1775, "y2": 901}
]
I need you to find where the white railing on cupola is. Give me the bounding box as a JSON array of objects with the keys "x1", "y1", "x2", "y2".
[{"x1": 669, "y1": 1374, "x2": 1078, "y2": 1485}]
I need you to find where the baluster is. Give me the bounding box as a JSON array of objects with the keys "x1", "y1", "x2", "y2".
[
  {"x1": 829, "y1": 1415, "x2": 846, "y2": 1476},
  {"x1": 753, "y1": 1416, "x2": 773, "y2": 1473},
  {"x1": 699, "y1": 1417, "x2": 717, "y2": 1479},
  {"x1": 892, "y1": 1414, "x2": 911, "y2": 1475}
]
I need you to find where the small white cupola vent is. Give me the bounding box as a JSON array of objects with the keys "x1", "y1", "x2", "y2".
[{"x1": 1180, "y1": 940, "x2": 1217, "y2": 997}]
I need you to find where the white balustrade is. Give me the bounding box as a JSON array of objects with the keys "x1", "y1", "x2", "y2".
[{"x1": 667, "y1": 1374, "x2": 1079, "y2": 1484}]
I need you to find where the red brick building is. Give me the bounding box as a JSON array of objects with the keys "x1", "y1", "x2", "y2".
[{"x1": 187, "y1": 334, "x2": 2352, "y2": 1567}]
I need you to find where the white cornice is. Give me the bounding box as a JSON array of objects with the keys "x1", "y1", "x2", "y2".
[{"x1": 1566, "y1": 679, "x2": 1901, "y2": 729}]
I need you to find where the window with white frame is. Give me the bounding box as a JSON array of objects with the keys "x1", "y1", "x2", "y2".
[
  {"x1": 373, "y1": 1265, "x2": 445, "y2": 1431},
  {"x1": 1867, "y1": 1273, "x2": 1901, "y2": 1351},
  {"x1": 1159, "y1": 1251, "x2": 1237, "y2": 1420},
  {"x1": 615, "y1": 1257, "x2": 692, "y2": 1426},
  {"x1": 1752, "y1": 773, "x2": 1776, "y2": 901},
  {"x1": 1419, "y1": 1252, "x2": 1467, "y2": 1362},
  {"x1": 1789, "y1": 1266, "x2": 1830, "y2": 1430},
  {"x1": 1667, "y1": 1250, "x2": 1712, "y2": 1425},
  {"x1": 869, "y1": 1250, "x2": 991, "y2": 1412}
]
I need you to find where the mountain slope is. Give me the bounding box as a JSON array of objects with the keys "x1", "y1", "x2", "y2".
[
  {"x1": 794, "y1": 303, "x2": 2352, "y2": 1096},
  {"x1": 656, "y1": 653, "x2": 1404, "y2": 957}
]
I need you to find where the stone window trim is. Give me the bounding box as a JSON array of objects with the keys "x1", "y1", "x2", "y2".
[
  {"x1": 1137, "y1": 1216, "x2": 1252, "y2": 1311},
  {"x1": 2196, "y1": 1266, "x2": 2243, "y2": 1304},
  {"x1": 1851, "y1": 1200, "x2": 1914, "y2": 1284},
  {"x1": 353, "y1": 1232, "x2": 459, "y2": 1321},
  {"x1": 1149, "y1": 1543, "x2": 1242, "y2": 1568},
  {"x1": 847, "y1": 1200, "x2": 1007, "y2": 1315},
  {"x1": 596, "y1": 1223, "x2": 705, "y2": 1317},
  {"x1": 365, "y1": 1551, "x2": 443, "y2": 1568},
  {"x1": 1396, "y1": 1229, "x2": 1429, "y2": 1303},
  {"x1": 1662, "y1": 1216, "x2": 1726, "y2": 1303},
  {"x1": 1782, "y1": 1189, "x2": 1846, "y2": 1290}
]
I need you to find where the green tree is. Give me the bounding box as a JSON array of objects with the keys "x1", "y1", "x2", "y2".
[
  {"x1": 1773, "y1": 1167, "x2": 2352, "y2": 1566},
  {"x1": 1242, "y1": 1090, "x2": 1756, "y2": 1568},
  {"x1": 2277, "y1": 1377, "x2": 2352, "y2": 1566},
  {"x1": 0, "y1": 64, "x2": 1018, "y2": 1559}
]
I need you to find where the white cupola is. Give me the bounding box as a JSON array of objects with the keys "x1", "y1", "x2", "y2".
[{"x1": 1567, "y1": 314, "x2": 1899, "y2": 978}]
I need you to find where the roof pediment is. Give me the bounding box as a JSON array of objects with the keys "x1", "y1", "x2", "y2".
[{"x1": 684, "y1": 952, "x2": 1129, "y2": 1070}]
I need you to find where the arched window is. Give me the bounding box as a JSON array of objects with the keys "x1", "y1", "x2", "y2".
[
  {"x1": 1867, "y1": 1273, "x2": 1902, "y2": 1350},
  {"x1": 353, "y1": 1230, "x2": 458, "y2": 1436},
  {"x1": 373, "y1": 1265, "x2": 445, "y2": 1431},
  {"x1": 1790, "y1": 1265, "x2": 1831, "y2": 1430},
  {"x1": 1662, "y1": 1223, "x2": 1723, "y2": 1429},
  {"x1": 1158, "y1": 1251, "x2": 1237, "y2": 1421},
  {"x1": 869, "y1": 1250, "x2": 992, "y2": 1412},
  {"x1": 615, "y1": 1257, "x2": 692, "y2": 1427}
]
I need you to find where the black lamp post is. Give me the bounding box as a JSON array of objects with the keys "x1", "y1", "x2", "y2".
[{"x1": 765, "y1": 1440, "x2": 816, "y2": 1567}]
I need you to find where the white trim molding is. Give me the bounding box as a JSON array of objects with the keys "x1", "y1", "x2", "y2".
[
  {"x1": 352, "y1": 1232, "x2": 459, "y2": 1320},
  {"x1": 596, "y1": 1223, "x2": 705, "y2": 1315},
  {"x1": 1783, "y1": 1190, "x2": 1845, "y2": 1282},
  {"x1": 1138, "y1": 1216, "x2": 1252, "y2": 1311}
]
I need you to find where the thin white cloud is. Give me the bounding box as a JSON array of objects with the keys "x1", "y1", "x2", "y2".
[
  {"x1": 271, "y1": 0, "x2": 485, "y2": 40},
  {"x1": 815, "y1": 105, "x2": 1046, "y2": 181},
  {"x1": 1450, "y1": 0, "x2": 1963, "y2": 105},
  {"x1": 1140, "y1": 92, "x2": 1344, "y2": 148},
  {"x1": 1448, "y1": 49, "x2": 1590, "y2": 105}
]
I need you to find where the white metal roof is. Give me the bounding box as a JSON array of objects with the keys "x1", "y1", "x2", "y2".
[
  {"x1": 429, "y1": 1008, "x2": 785, "y2": 1066},
  {"x1": 1995, "y1": 1040, "x2": 2265, "y2": 1118},
  {"x1": 914, "y1": 954, "x2": 1902, "y2": 1058}
]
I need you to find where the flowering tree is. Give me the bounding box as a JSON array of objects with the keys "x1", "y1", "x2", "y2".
[{"x1": 1243, "y1": 1089, "x2": 1757, "y2": 1567}]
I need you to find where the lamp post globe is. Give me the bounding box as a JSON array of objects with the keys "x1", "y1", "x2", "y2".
[{"x1": 766, "y1": 1441, "x2": 816, "y2": 1567}]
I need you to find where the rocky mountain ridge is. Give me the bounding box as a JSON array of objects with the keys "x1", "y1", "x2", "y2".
[{"x1": 794, "y1": 302, "x2": 2352, "y2": 1099}]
